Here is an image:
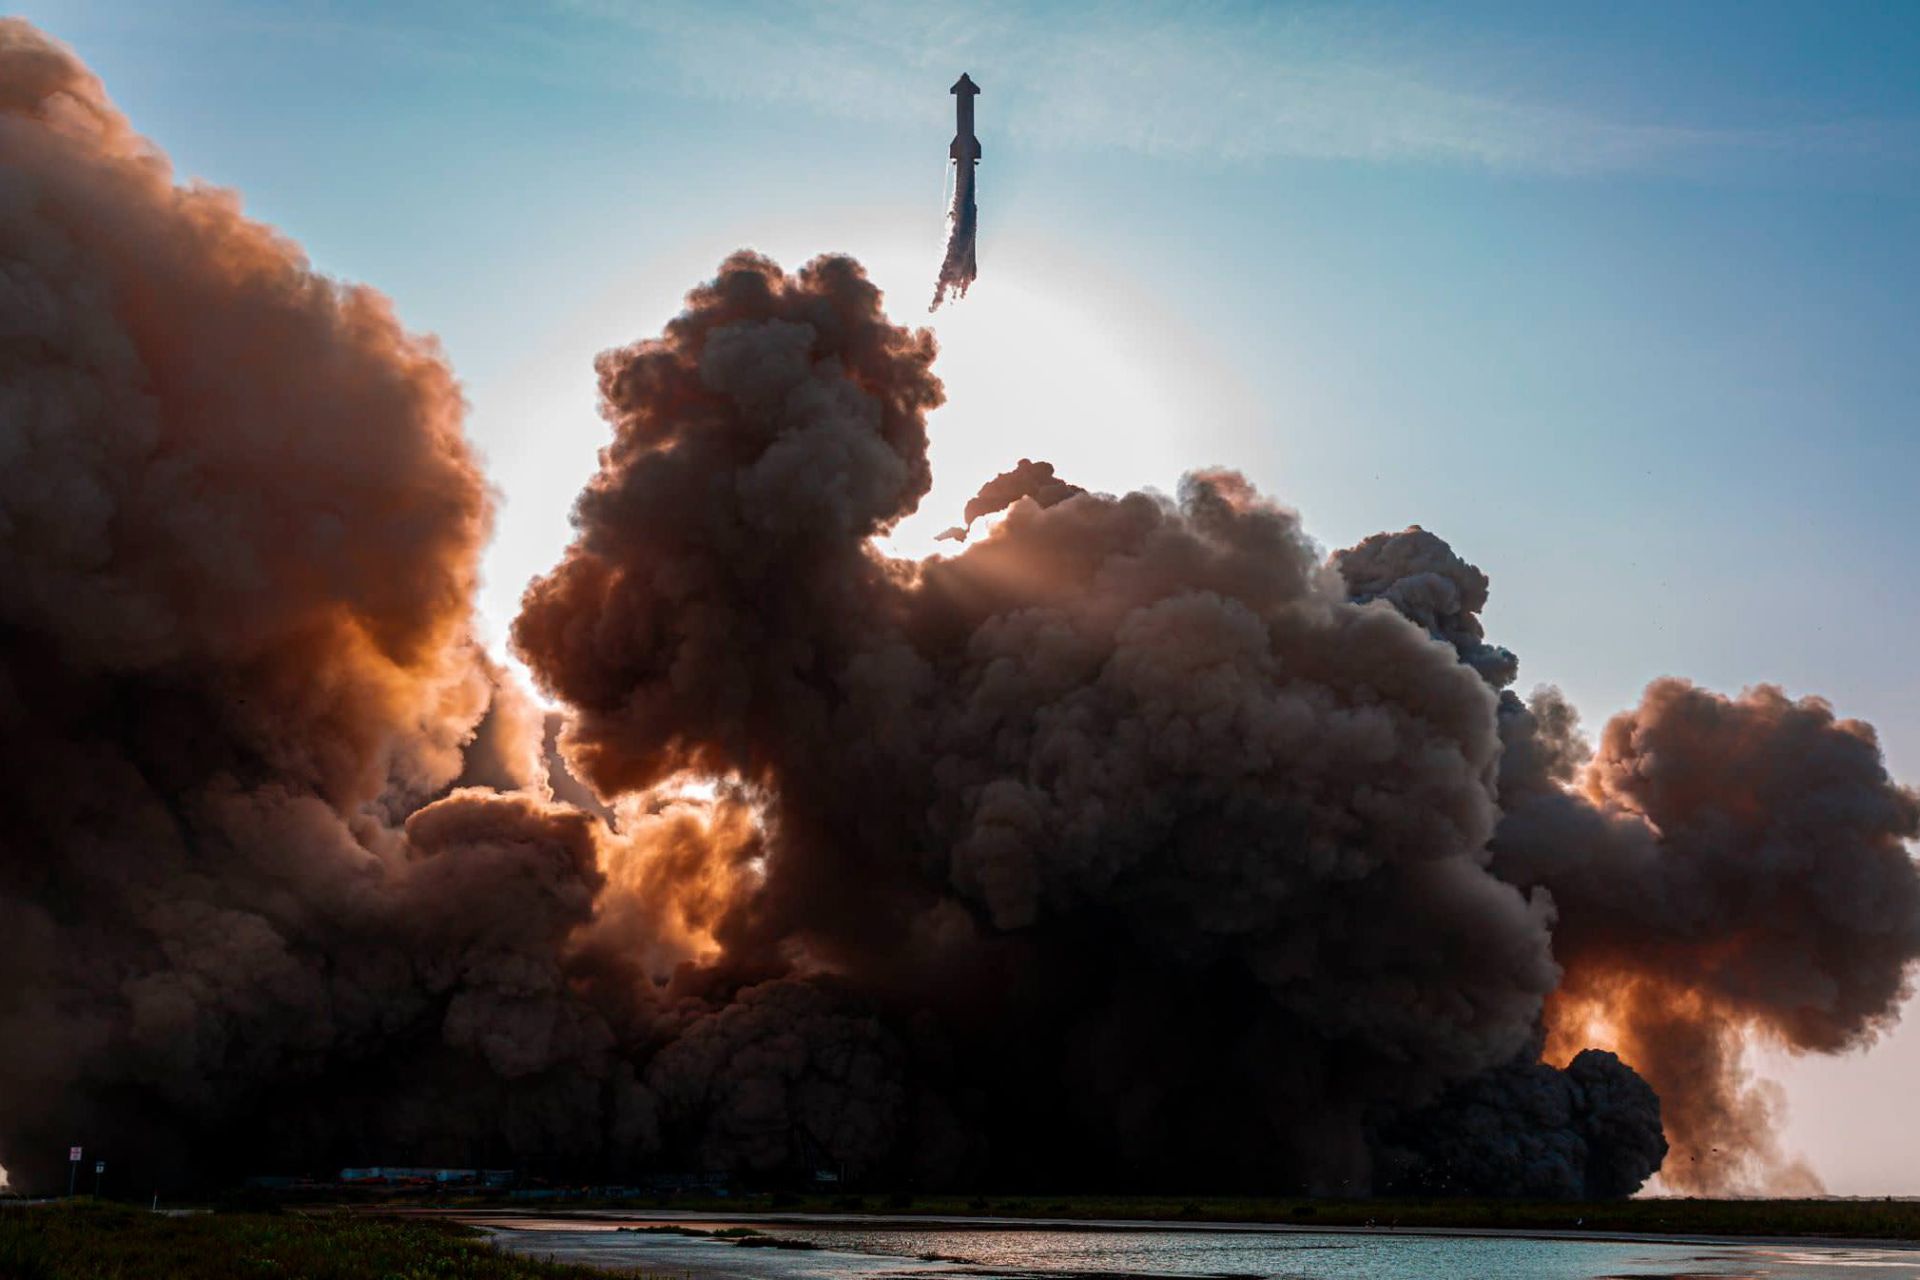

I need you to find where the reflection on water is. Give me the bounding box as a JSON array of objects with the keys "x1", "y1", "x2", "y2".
[{"x1": 489, "y1": 1218, "x2": 1920, "y2": 1280}]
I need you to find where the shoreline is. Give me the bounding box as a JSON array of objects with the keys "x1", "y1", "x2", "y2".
[
  {"x1": 454, "y1": 1206, "x2": 1920, "y2": 1255},
  {"x1": 394, "y1": 1190, "x2": 1920, "y2": 1244}
]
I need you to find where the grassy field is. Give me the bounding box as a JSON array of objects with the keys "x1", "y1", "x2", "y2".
[
  {"x1": 0, "y1": 1201, "x2": 671, "y2": 1280},
  {"x1": 471, "y1": 1190, "x2": 1920, "y2": 1242}
]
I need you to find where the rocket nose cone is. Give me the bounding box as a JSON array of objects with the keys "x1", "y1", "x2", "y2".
[{"x1": 951, "y1": 73, "x2": 979, "y2": 94}]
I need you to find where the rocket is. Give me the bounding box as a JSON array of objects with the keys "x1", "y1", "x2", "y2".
[
  {"x1": 950, "y1": 72, "x2": 981, "y2": 164},
  {"x1": 932, "y1": 73, "x2": 980, "y2": 309}
]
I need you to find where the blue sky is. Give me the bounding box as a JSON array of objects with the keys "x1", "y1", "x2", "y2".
[{"x1": 22, "y1": 0, "x2": 1920, "y2": 1191}]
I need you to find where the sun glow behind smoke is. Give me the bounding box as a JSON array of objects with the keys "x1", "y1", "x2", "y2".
[
  {"x1": 648, "y1": 771, "x2": 723, "y2": 807},
  {"x1": 882, "y1": 245, "x2": 1255, "y2": 560},
  {"x1": 589, "y1": 770, "x2": 771, "y2": 974},
  {"x1": 467, "y1": 224, "x2": 1255, "y2": 681}
]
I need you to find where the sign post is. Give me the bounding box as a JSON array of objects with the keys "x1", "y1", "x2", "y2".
[
  {"x1": 67, "y1": 1146, "x2": 81, "y2": 1198},
  {"x1": 93, "y1": 1160, "x2": 105, "y2": 1197}
]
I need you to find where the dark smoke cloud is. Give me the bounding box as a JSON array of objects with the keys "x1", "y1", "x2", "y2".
[
  {"x1": 1492, "y1": 681, "x2": 1920, "y2": 1192},
  {"x1": 516, "y1": 249, "x2": 1620, "y2": 1193},
  {"x1": 1381, "y1": 1048, "x2": 1667, "y2": 1199},
  {"x1": 936, "y1": 457, "x2": 1084, "y2": 542},
  {"x1": 1341, "y1": 527, "x2": 1920, "y2": 1192},
  {"x1": 515, "y1": 246, "x2": 1918, "y2": 1195},
  {"x1": 6, "y1": 20, "x2": 1917, "y2": 1200},
  {"x1": 0, "y1": 20, "x2": 666, "y2": 1192},
  {"x1": 1334, "y1": 526, "x2": 1519, "y2": 689}
]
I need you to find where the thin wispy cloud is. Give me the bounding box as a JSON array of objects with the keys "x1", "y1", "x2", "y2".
[
  {"x1": 192, "y1": 0, "x2": 1914, "y2": 178},
  {"x1": 555, "y1": 0, "x2": 1916, "y2": 176}
]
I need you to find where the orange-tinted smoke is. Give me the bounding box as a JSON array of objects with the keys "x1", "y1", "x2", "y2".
[
  {"x1": 0, "y1": 17, "x2": 491, "y2": 800},
  {"x1": 1499, "y1": 681, "x2": 1920, "y2": 1194},
  {"x1": 0, "y1": 20, "x2": 666, "y2": 1192},
  {"x1": 1544, "y1": 972, "x2": 1820, "y2": 1194},
  {"x1": 9, "y1": 14, "x2": 1917, "y2": 1197},
  {"x1": 514, "y1": 251, "x2": 1633, "y2": 1193}
]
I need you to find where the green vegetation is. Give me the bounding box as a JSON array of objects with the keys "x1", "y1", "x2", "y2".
[
  {"x1": 493, "y1": 1190, "x2": 1920, "y2": 1242},
  {"x1": 0, "y1": 1201, "x2": 671, "y2": 1280}
]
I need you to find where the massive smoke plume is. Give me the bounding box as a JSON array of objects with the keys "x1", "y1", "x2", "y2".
[
  {"x1": 4, "y1": 19, "x2": 1917, "y2": 1200},
  {"x1": 1335, "y1": 529, "x2": 1920, "y2": 1192},
  {"x1": 509, "y1": 248, "x2": 1919, "y2": 1196},
  {"x1": 0, "y1": 19, "x2": 655, "y2": 1192},
  {"x1": 1497, "y1": 681, "x2": 1920, "y2": 1191}
]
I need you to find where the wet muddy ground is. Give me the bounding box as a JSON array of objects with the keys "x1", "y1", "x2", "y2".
[{"x1": 477, "y1": 1211, "x2": 1920, "y2": 1280}]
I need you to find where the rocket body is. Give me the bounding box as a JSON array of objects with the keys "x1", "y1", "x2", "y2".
[
  {"x1": 950, "y1": 72, "x2": 981, "y2": 162},
  {"x1": 932, "y1": 73, "x2": 981, "y2": 309}
]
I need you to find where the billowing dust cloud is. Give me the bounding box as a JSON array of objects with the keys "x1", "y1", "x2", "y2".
[
  {"x1": 0, "y1": 19, "x2": 647, "y2": 1192},
  {"x1": 5, "y1": 20, "x2": 1918, "y2": 1199},
  {"x1": 512, "y1": 254, "x2": 1919, "y2": 1196},
  {"x1": 1498, "y1": 681, "x2": 1920, "y2": 1191}
]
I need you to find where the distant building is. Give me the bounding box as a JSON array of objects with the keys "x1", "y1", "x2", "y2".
[{"x1": 642, "y1": 1171, "x2": 731, "y2": 1194}]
